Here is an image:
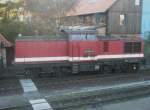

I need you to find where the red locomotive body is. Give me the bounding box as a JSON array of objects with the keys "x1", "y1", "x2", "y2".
[
  {"x1": 14, "y1": 30, "x2": 144, "y2": 76},
  {"x1": 16, "y1": 40, "x2": 68, "y2": 62}
]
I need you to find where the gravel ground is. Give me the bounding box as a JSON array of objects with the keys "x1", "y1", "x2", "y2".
[{"x1": 0, "y1": 70, "x2": 150, "y2": 110}]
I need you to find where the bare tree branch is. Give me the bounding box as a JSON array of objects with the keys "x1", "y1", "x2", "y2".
[{"x1": 23, "y1": 0, "x2": 76, "y2": 35}]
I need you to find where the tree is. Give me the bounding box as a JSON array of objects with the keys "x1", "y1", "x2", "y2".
[
  {"x1": 0, "y1": 0, "x2": 33, "y2": 42},
  {"x1": 0, "y1": 20, "x2": 33, "y2": 42},
  {"x1": 0, "y1": 1, "x2": 22, "y2": 22},
  {"x1": 0, "y1": 0, "x2": 77, "y2": 42},
  {"x1": 23, "y1": 0, "x2": 76, "y2": 35}
]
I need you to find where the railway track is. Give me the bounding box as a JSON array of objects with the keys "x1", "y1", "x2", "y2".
[
  {"x1": 0, "y1": 69, "x2": 150, "y2": 96},
  {"x1": 33, "y1": 71, "x2": 150, "y2": 91},
  {"x1": 47, "y1": 81, "x2": 150, "y2": 110},
  {"x1": 1, "y1": 106, "x2": 32, "y2": 110},
  {"x1": 1, "y1": 79, "x2": 150, "y2": 110},
  {"x1": 0, "y1": 70, "x2": 150, "y2": 110}
]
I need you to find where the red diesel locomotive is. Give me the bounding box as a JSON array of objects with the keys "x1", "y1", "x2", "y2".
[{"x1": 14, "y1": 30, "x2": 144, "y2": 76}]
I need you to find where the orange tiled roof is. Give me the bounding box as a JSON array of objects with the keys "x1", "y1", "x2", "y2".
[
  {"x1": 0, "y1": 33, "x2": 13, "y2": 47},
  {"x1": 67, "y1": 0, "x2": 117, "y2": 16}
]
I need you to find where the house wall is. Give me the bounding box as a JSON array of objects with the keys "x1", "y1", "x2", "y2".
[
  {"x1": 107, "y1": 0, "x2": 143, "y2": 36},
  {"x1": 61, "y1": 16, "x2": 81, "y2": 26},
  {"x1": 63, "y1": 13, "x2": 107, "y2": 35},
  {"x1": 62, "y1": 14, "x2": 96, "y2": 26}
]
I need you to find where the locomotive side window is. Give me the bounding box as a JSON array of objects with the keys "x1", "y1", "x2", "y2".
[
  {"x1": 124, "y1": 42, "x2": 141, "y2": 53},
  {"x1": 103, "y1": 41, "x2": 109, "y2": 52},
  {"x1": 133, "y1": 42, "x2": 141, "y2": 53},
  {"x1": 87, "y1": 34, "x2": 97, "y2": 40},
  {"x1": 124, "y1": 42, "x2": 132, "y2": 53},
  {"x1": 71, "y1": 34, "x2": 86, "y2": 40}
]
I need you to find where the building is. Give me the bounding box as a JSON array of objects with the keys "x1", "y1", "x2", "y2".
[
  {"x1": 0, "y1": 34, "x2": 13, "y2": 70},
  {"x1": 141, "y1": 0, "x2": 150, "y2": 38},
  {"x1": 64, "y1": 0, "x2": 143, "y2": 37}
]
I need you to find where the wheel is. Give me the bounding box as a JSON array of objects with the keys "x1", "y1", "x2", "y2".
[
  {"x1": 132, "y1": 63, "x2": 139, "y2": 72},
  {"x1": 127, "y1": 63, "x2": 139, "y2": 73},
  {"x1": 102, "y1": 65, "x2": 112, "y2": 74}
]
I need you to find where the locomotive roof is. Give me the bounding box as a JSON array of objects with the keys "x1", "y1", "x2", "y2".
[
  {"x1": 16, "y1": 35, "x2": 68, "y2": 41},
  {"x1": 97, "y1": 36, "x2": 143, "y2": 41},
  {"x1": 64, "y1": 29, "x2": 96, "y2": 34},
  {"x1": 16, "y1": 30, "x2": 142, "y2": 42}
]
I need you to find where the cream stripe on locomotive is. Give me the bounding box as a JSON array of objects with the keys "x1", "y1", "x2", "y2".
[{"x1": 15, "y1": 54, "x2": 144, "y2": 63}]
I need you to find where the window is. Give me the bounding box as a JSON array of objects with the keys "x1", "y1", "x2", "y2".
[
  {"x1": 87, "y1": 34, "x2": 97, "y2": 40},
  {"x1": 103, "y1": 41, "x2": 109, "y2": 52},
  {"x1": 88, "y1": 0, "x2": 96, "y2": 3},
  {"x1": 70, "y1": 34, "x2": 86, "y2": 40},
  {"x1": 124, "y1": 42, "x2": 142, "y2": 53},
  {"x1": 70, "y1": 34, "x2": 97, "y2": 40},
  {"x1": 133, "y1": 42, "x2": 141, "y2": 53},
  {"x1": 135, "y1": 0, "x2": 140, "y2": 6},
  {"x1": 95, "y1": 14, "x2": 106, "y2": 25},
  {"x1": 120, "y1": 14, "x2": 127, "y2": 25},
  {"x1": 124, "y1": 42, "x2": 132, "y2": 53},
  {"x1": 83, "y1": 15, "x2": 93, "y2": 25}
]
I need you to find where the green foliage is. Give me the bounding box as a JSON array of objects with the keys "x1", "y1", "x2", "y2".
[
  {"x1": 0, "y1": 0, "x2": 77, "y2": 42},
  {"x1": 0, "y1": 1, "x2": 21, "y2": 21},
  {"x1": 0, "y1": 0, "x2": 33, "y2": 43},
  {"x1": 0, "y1": 20, "x2": 33, "y2": 42}
]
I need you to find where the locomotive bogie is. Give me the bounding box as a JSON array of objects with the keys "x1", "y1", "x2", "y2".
[{"x1": 14, "y1": 57, "x2": 144, "y2": 78}]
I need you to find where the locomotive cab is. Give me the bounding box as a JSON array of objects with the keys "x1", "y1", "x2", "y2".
[
  {"x1": 64, "y1": 30, "x2": 101, "y2": 73},
  {"x1": 65, "y1": 30, "x2": 99, "y2": 61}
]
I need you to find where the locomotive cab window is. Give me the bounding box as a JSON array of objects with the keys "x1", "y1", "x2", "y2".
[
  {"x1": 86, "y1": 34, "x2": 97, "y2": 40},
  {"x1": 124, "y1": 42, "x2": 132, "y2": 53},
  {"x1": 70, "y1": 34, "x2": 85, "y2": 40},
  {"x1": 133, "y1": 42, "x2": 141, "y2": 53},
  {"x1": 70, "y1": 34, "x2": 97, "y2": 40}
]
